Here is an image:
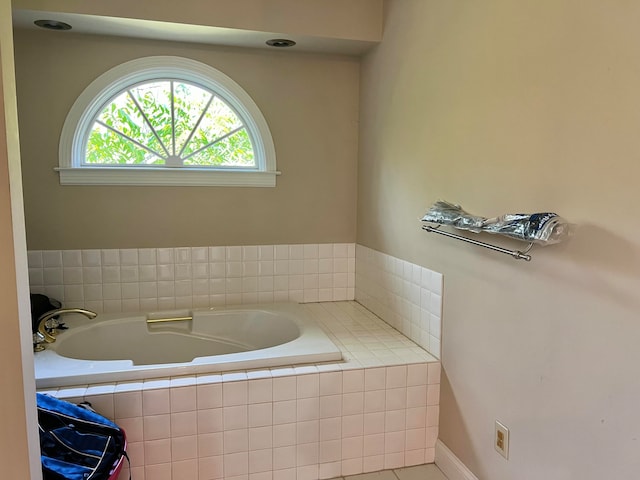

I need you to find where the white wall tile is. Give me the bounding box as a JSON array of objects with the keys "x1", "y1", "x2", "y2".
[
  {"x1": 248, "y1": 379, "x2": 272, "y2": 404},
  {"x1": 63, "y1": 267, "x2": 83, "y2": 285},
  {"x1": 208, "y1": 247, "x2": 225, "y2": 262},
  {"x1": 63, "y1": 285, "x2": 83, "y2": 302},
  {"x1": 144, "y1": 414, "x2": 171, "y2": 441},
  {"x1": 406, "y1": 405, "x2": 427, "y2": 430},
  {"x1": 43, "y1": 267, "x2": 63, "y2": 285},
  {"x1": 289, "y1": 245, "x2": 304, "y2": 260},
  {"x1": 144, "y1": 439, "x2": 171, "y2": 465},
  {"x1": 82, "y1": 266, "x2": 102, "y2": 284},
  {"x1": 319, "y1": 461, "x2": 341, "y2": 480},
  {"x1": 121, "y1": 298, "x2": 139, "y2": 312},
  {"x1": 333, "y1": 244, "x2": 348, "y2": 259},
  {"x1": 297, "y1": 420, "x2": 319, "y2": 444},
  {"x1": 121, "y1": 265, "x2": 139, "y2": 283},
  {"x1": 174, "y1": 247, "x2": 190, "y2": 264},
  {"x1": 319, "y1": 417, "x2": 342, "y2": 442},
  {"x1": 29, "y1": 270, "x2": 43, "y2": 288},
  {"x1": 83, "y1": 284, "x2": 103, "y2": 301},
  {"x1": 175, "y1": 264, "x2": 192, "y2": 280},
  {"x1": 319, "y1": 372, "x2": 342, "y2": 397},
  {"x1": 318, "y1": 244, "x2": 333, "y2": 259},
  {"x1": 249, "y1": 403, "x2": 272, "y2": 428},
  {"x1": 224, "y1": 405, "x2": 248, "y2": 431},
  {"x1": 138, "y1": 265, "x2": 157, "y2": 282},
  {"x1": 42, "y1": 250, "x2": 63, "y2": 267},
  {"x1": 224, "y1": 452, "x2": 249, "y2": 477},
  {"x1": 249, "y1": 426, "x2": 273, "y2": 451},
  {"x1": 273, "y1": 400, "x2": 297, "y2": 425},
  {"x1": 170, "y1": 386, "x2": 197, "y2": 413},
  {"x1": 303, "y1": 259, "x2": 318, "y2": 274},
  {"x1": 297, "y1": 398, "x2": 320, "y2": 422},
  {"x1": 226, "y1": 246, "x2": 242, "y2": 262},
  {"x1": 28, "y1": 250, "x2": 43, "y2": 268},
  {"x1": 224, "y1": 429, "x2": 249, "y2": 454},
  {"x1": 318, "y1": 259, "x2": 333, "y2": 274},
  {"x1": 275, "y1": 245, "x2": 290, "y2": 260},
  {"x1": 102, "y1": 266, "x2": 121, "y2": 283},
  {"x1": 296, "y1": 442, "x2": 318, "y2": 466},
  {"x1": 120, "y1": 249, "x2": 139, "y2": 266},
  {"x1": 319, "y1": 439, "x2": 341, "y2": 463},
  {"x1": 137, "y1": 249, "x2": 156, "y2": 265},
  {"x1": 210, "y1": 263, "x2": 225, "y2": 279},
  {"x1": 249, "y1": 448, "x2": 273, "y2": 474},
  {"x1": 273, "y1": 446, "x2": 296, "y2": 471},
  {"x1": 189, "y1": 247, "x2": 207, "y2": 264},
  {"x1": 227, "y1": 262, "x2": 242, "y2": 278},
  {"x1": 355, "y1": 245, "x2": 442, "y2": 359},
  {"x1": 175, "y1": 280, "x2": 192, "y2": 297},
  {"x1": 289, "y1": 260, "x2": 303, "y2": 275},
  {"x1": 157, "y1": 264, "x2": 174, "y2": 281},
  {"x1": 273, "y1": 423, "x2": 296, "y2": 448},
  {"x1": 242, "y1": 246, "x2": 258, "y2": 261},
  {"x1": 114, "y1": 391, "x2": 143, "y2": 418},
  {"x1": 102, "y1": 283, "x2": 122, "y2": 300},
  {"x1": 342, "y1": 436, "x2": 363, "y2": 460},
  {"x1": 224, "y1": 381, "x2": 248, "y2": 407},
  {"x1": 101, "y1": 249, "x2": 120, "y2": 266},
  {"x1": 197, "y1": 409, "x2": 223, "y2": 434},
  {"x1": 62, "y1": 250, "x2": 82, "y2": 267}
]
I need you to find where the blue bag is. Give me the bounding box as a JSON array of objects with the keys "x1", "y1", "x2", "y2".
[{"x1": 37, "y1": 393, "x2": 128, "y2": 480}]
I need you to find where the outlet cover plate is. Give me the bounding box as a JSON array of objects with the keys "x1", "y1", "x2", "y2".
[{"x1": 495, "y1": 420, "x2": 509, "y2": 459}]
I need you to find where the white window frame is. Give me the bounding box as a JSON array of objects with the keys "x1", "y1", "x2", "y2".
[{"x1": 58, "y1": 56, "x2": 278, "y2": 187}]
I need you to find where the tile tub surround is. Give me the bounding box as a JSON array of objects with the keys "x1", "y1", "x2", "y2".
[
  {"x1": 40, "y1": 302, "x2": 441, "y2": 480},
  {"x1": 27, "y1": 243, "x2": 356, "y2": 313},
  {"x1": 355, "y1": 246, "x2": 442, "y2": 359}
]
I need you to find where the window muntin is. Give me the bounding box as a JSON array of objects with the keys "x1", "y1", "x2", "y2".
[
  {"x1": 58, "y1": 56, "x2": 277, "y2": 186},
  {"x1": 86, "y1": 80, "x2": 254, "y2": 168}
]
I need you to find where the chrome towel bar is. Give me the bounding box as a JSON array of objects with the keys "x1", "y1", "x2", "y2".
[{"x1": 422, "y1": 224, "x2": 533, "y2": 261}]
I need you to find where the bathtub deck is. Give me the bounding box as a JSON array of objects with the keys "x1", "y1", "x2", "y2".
[
  {"x1": 38, "y1": 301, "x2": 441, "y2": 480},
  {"x1": 302, "y1": 301, "x2": 437, "y2": 369}
]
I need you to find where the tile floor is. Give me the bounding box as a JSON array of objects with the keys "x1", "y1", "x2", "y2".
[{"x1": 335, "y1": 464, "x2": 448, "y2": 480}]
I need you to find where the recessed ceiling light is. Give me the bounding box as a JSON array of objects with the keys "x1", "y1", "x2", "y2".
[
  {"x1": 34, "y1": 20, "x2": 72, "y2": 31},
  {"x1": 266, "y1": 39, "x2": 296, "y2": 48}
]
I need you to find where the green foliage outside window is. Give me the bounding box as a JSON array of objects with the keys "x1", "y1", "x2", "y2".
[{"x1": 85, "y1": 80, "x2": 255, "y2": 167}]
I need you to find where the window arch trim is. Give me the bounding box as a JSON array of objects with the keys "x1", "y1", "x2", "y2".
[{"x1": 58, "y1": 56, "x2": 277, "y2": 186}]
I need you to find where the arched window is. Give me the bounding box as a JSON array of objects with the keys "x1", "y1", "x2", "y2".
[{"x1": 58, "y1": 56, "x2": 277, "y2": 186}]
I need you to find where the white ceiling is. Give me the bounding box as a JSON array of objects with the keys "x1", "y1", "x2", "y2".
[{"x1": 12, "y1": 9, "x2": 376, "y2": 56}]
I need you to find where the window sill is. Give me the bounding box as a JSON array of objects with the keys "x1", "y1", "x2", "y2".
[{"x1": 55, "y1": 167, "x2": 279, "y2": 187}]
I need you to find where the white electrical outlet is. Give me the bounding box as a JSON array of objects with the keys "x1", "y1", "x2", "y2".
[{"x1": 495, "y1": 420, "x2": 509, "y2": 459}]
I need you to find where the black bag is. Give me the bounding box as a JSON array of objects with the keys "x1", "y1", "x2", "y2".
[
  {"x1": 37, "y1": 393, "x2": 128, "y2": 480},
  {"x1": 30, "y1": 294, "x2": 62, "y2": 333}
]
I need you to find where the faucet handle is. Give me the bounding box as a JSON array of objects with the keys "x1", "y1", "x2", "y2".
[
  {"x1": 33, "y1": 331, "x2": 46, "y2": 352},
  {"x1": 43, "y1": 317, "x2": 67, "y2": 331}
]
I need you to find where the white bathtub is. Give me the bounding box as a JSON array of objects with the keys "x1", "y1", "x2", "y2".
[{"x1": 34, "y1": 303, "x2": 342, "y2": 388}]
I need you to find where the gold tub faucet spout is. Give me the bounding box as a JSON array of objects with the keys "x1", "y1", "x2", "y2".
[{"x1": 37, "y1": 308, "x2": 98, "y2": 345}]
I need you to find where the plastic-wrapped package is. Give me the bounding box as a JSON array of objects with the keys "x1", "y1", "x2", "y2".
[
  {"x1": 420, "y1": 200, "x2": 485, "y2": 232},
  {"x1": 421, "y1": 200, "x2": 571, "y2": 245}
]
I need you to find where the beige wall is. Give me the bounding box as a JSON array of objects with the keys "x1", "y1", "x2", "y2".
[
  {"x1": 14, "y1": 29, "x2": 359, "y2": 250},
  {"x1": 359, "y1": 1, "x2": 640, "y2": 479},
  {"x1": 1, "y1": 0, "x2": 40, "y2": 476}
]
